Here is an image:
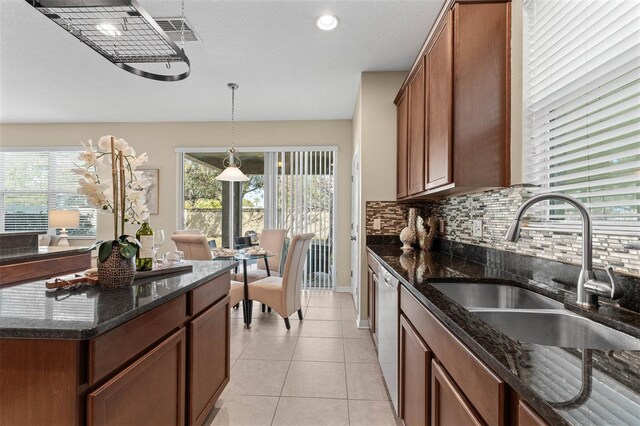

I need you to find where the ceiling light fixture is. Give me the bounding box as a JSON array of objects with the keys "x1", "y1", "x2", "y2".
[
  {"x1": 216, "y1": 83, "x2": 249, "y2": 182},
  {"x1": 26, "y1": 0, "x2": 191, "y2": 82},
  {"x1": 316, "y1": 14, "x2": 339, "y2": 31}
]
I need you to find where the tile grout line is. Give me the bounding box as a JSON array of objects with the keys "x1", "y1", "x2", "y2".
[{"x1": 270, "y1": 316, "x2": 301, "y2": 426}]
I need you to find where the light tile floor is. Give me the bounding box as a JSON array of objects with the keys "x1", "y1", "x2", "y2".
[{"x1": 206, "y1": 290, "x2": 399, "y2": 426}]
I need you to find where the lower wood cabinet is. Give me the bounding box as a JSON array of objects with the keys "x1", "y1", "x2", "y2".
[
  {"x1": 87, "y1": 328, "x2": 186, "y2": 426},
  {"x1": 432, "y1": 360, "x2": 483, "y2": 426},
  {"x1": 188, "y1": 294, "x2": 231, "y2": 425},
  {"x1": 367, "y1": 265, "x2": 377, "y2": 337},
  {"x1": 518, "y1": 400, "x2": 548, "y2": 426},
  {"x1": 398, "y1": 285, "x2": 553, "y2": 426},
  {"x1": 399, "y1": 314, "x2": 431, "y2": 426}
]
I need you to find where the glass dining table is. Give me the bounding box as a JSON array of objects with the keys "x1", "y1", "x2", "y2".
[{"x1": 231, "y1": 252, "x2": 275, "y2": 327}]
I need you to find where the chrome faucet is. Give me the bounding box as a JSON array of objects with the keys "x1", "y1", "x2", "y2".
[{"x1": 505, "y1": 193, "x2": 623, "y2": 308}]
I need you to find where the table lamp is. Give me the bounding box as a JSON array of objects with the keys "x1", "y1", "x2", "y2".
[{"x1": 49, "y1": 210, "x2": 80, "y2": 246}]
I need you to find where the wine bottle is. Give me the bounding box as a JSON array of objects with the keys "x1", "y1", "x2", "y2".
[{"x1": 136, "y1": 220, "x2": 154, "y2": 271}]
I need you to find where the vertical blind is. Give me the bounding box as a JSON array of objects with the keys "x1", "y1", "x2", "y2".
[
  {"x1": 275, "y1": 150, "x2": 336, "y2": 289},
  {"x1": 523, "y1": 0, "x2": 640, "y2": 235},
  {"x1": 0, "y1": 150, "x2": 96, "y2": 236}
]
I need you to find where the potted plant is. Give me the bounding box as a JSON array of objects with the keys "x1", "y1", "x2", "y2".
[{"x1": 74, "y1": 136, "x2": 151, "y2": 288}]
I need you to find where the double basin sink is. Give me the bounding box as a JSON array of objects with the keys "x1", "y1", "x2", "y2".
[{"x1": 431, "y1": 283, "x2": 640, "y2": 351}]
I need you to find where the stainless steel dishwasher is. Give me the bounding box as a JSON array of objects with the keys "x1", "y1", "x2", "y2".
[{"x1": 376, "y1": 265, "x2": 399, "y2": 414}]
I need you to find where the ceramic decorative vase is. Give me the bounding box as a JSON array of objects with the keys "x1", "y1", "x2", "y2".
[
  {"x1": 417, "y1": 216, "x2": 437, "y2": 251},
  {"x1": 98, "y1": 245, "x2": 136, "y2": 288},
  {"x1": 399, "y1": 208, "x2": 418, "y2": 251}
]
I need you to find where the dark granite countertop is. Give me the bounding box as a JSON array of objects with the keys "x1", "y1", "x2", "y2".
[
  {"x1": 0, "y1": 245, "x2": 96, "y2": 265},
  {"x1": 0, "y1": 260, "x2": 237, "y2": 340},
  {"x1": 367, "y1": 244, "x2": 640, "y2": 426}
]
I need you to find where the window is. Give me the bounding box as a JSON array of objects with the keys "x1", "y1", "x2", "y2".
[
  {"x1": 0, "y1": 149, "x2": 97, "y2": 236},
  {"x1": 522, "y1": 0, "x2": 640, "y2": 235}
]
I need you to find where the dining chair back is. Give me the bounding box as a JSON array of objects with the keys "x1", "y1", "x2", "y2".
[
  {"x1": 170, "y1": 233, "x2": 212, "y2": 260},
  {"x1": 257, "y1": 229, "x2": 287, "y2": 275},
  {"x1": 281, "y1": 233, "x2": 314, "y2": 317}
]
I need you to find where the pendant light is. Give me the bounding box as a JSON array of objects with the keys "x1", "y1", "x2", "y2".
[{"x1": 216, "y1": 83, "x2": 249, "y2": 182}]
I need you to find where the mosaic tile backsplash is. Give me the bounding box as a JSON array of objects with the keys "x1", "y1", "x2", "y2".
[{"x1": 366, "y1": 186, "x2": 640, "y2": 277}]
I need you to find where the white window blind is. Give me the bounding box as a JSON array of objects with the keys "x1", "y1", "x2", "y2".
[
  {"x1": 0, "y1": 150, "x2": 97, "y2": 236},
  {"x1": 523, "y1": 0, "x2": 640, "y2": 235}
]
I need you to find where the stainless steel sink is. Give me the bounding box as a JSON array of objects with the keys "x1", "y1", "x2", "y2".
[
  {"x1": 431, "y1": 283, "x2": 564, "y2": 310},
  {"x1": 470, "y1": 309, "x2": 640, "y2": 350}
]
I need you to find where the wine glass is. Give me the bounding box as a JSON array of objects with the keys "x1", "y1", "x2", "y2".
[{"x1": 153, "y1": 229, "x2": 165, "y2": 267}]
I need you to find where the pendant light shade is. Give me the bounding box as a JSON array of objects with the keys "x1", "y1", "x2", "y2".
[
  {"x1": 216, "y1": 83, "x2": 249, "y2": 182},
  {"x1": 216, "y1": 164, "x2": 250, "y2": 182}
]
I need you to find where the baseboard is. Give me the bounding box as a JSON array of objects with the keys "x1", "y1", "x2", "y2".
[
  {"x1": 334, "y1": 286, "x2": 352, "y2": 293},
  {"x1": 357, "y1": 318, "x2": 370, "y2": 329}
]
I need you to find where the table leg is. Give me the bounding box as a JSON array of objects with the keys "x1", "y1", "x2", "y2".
[
  {"x1": 242, "y1": 259, "x2": 252, "y2": 328},
  {"x1": 264, "y1": 255, "x2": 272, "y2": 313}
]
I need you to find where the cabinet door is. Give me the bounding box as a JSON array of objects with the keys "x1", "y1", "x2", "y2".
[
  {"x1": 400, "y1": 315, "x2": 431, "y2": 426},
  {"x1": 189, "y1": 294, "x2": 231, "y2": 425},
  {"x1": 408, "y1": 59, "x2": 426, "y2": 195},
  {"x1": 432, "y1": 360, "x2": 483, "y2": 426},
  {"x1": 518, "y1": 400, "x2": 548, "y2": 426},
  {"x1": 87, "y1": 329, "x2": 186, "y2": 426},
  {"x1": 396, "y1": 90, "x2": 409, "y2": 199},
  {"x1": 452, "y1": 2, "x2": 510, "y2": 188},
  {"x1": 371, "y1": 272, "x2": 379, "y2": 345},
  {"x1": 367, "y1": 266, "x2": 376, "y2": 335},
  {"x1": 426, "y1": 12, "x2": 453, "y2": 190}
]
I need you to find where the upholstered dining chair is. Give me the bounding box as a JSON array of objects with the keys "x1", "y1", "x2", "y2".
[
  {"x1": 247, "y1": 233, "x2": 314, "y2": 330},
  {"x1": 231, "y1": 228, "x2": 287, "y2": 283},
  {"x1": 170, "y1": 233, "x2": 212, "y2": 260}
]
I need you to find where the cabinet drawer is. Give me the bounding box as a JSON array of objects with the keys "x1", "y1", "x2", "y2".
[
  {"x1": 401, "y1": 286, "x2": 505, "y2": 425},
  {"x1": 87, "y1": 328, "x2": 186, "y2": 426},
  {"x1": 432, "y1": 360, "x2": 483, "y2": 426},
  {"x1": 89, "y1": 294, "x2": 187, "y2": 385},
  {"x1": 189, "y1": 273, "x2": 231, "y2": 316}
]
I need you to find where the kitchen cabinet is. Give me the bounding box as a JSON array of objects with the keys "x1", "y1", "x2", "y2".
[
  {"x1": 399, "y1": 315, "x2": 431, "y2": 426},
  {"x1": 407, "y1": 59, "x2": 426, "y2": 196},
  {"x1": 188, "y1": 294, "x2": 231, "y2": 425},
  {"x1": 395, "y1": 0, "x2": 510, "y2": 200},
  {"x1": 0, "y1": 272, "x2": 232, "y2": 426},
  {"x1": 432, "y1": 360, "x2": 483, "y2": 426},
  {"x1": 367, "y1": 265, "x2": 377, "y2": 337},
  {"x1": 425, "y1": 12, "x2": 452, "y2": 190},
  {"x1": 518, "y1": 400, "x2": 548, "y2": 426},
  {"x1": 367, "y1": 252, "x2": 381, "y2": 342},
  {"x1": 399, "y1": 285, "x2": 506, "y2": 426},
  {"x1": 87, "y1": 329, "x2": 186, "y2": 426},
  {"x1": 397, "y1": 89, "x2": 409, "y2": 199}
]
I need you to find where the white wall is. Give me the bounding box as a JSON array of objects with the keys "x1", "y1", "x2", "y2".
[
  {"x1": 0, "y1": 120, "x2": 353, "y2": 288},
  {"x1": 352, "y1": 71, "x2": 407, "y2": 323}
]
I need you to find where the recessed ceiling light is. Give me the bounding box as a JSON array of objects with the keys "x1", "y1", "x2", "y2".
[
  {"x1": 316, "y1": 14, "x2": 338, "y2": 31},
  {"x1": 96, "y1": 23, "x2": 121, "y2": 38}
]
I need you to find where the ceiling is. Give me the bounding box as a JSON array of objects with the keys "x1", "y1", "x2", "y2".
[{"x1": 0, "y1": 0, "x2": 445, "y2": 123}]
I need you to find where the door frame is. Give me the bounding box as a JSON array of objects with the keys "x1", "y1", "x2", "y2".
[{"x1": 350, "y1": 147, "x2": 361, "y2": 312}]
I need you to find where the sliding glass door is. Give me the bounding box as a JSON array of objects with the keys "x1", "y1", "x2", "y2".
[{"x1": 178, "y1": 147, "x2": 337, "y2": 289}]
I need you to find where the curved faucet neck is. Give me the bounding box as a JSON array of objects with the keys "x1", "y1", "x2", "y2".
[{"x1": 507, "y1": 193, "x2": 595, "y2": 306}]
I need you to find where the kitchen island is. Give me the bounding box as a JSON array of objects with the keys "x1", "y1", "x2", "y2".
[{"x1": 0, "y1": 260, "x2": 237, "y2": 426}]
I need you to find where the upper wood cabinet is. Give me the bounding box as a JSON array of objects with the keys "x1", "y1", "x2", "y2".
[
  {"x1": 395, "y1": 0, "x2": 510, "y2": 200},
  {"x1": 408, "y1": 60, "x2": 426, "y2": 196},
  {"x1": 452, "y1": 1, "x2": 511, "y2": 189},
  {"x1": 397, "y1": 90, "x2": 409, "y2": 199},
  {"x1": 426, "y1": 13, "x2": 453, "y2": 191}
]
